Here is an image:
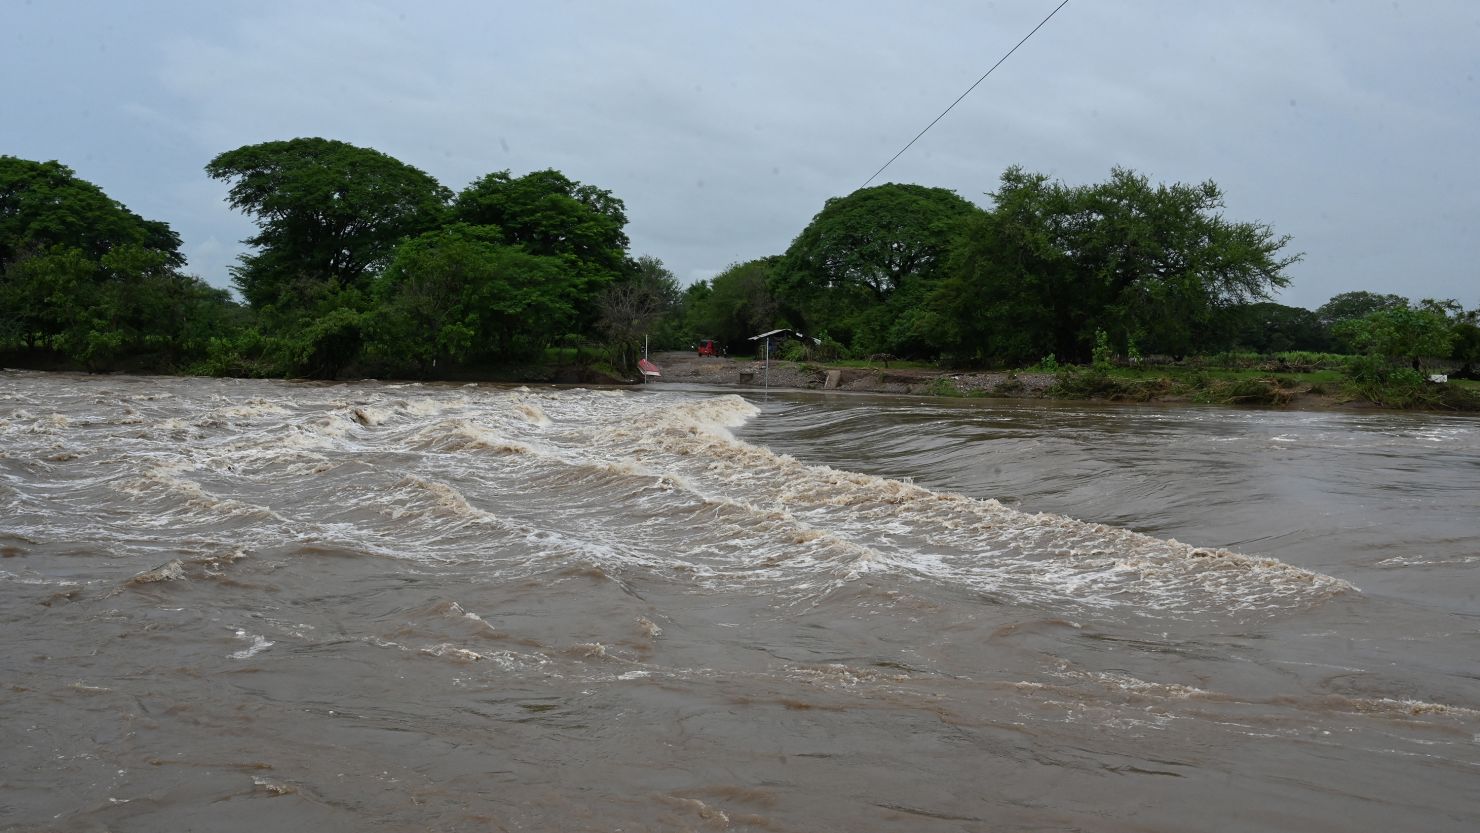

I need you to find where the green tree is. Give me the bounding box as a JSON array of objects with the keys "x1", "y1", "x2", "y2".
[
  {"x1": 0, "y1": 245, "x2": 98, "y2": 352},
  {"x1": 774, "y1": 183, "x2": 981, "y2": 351},
  {"x1": 1332, "y1": 306, "x2": 1456, "y2": 406},
  {"x1": 928, "y1": 167, "x2": 1299, "y2": 364},
  {"x1": 1333, "y1": 306, "x2": 1455, "y2": 367},
  {"x1": 691, "y1": 258, "x2": 781, "y2": 352},
  {"x1": 1226, "y1": 302, "x2": 1331, "y2": 353},
  {"x1": 0, "y1": 156, "x2": 235, "y2": 371},
  {"x1": 1451, "y1": 320, "x2": 1480, "y2": 378},
  {"x1": 1317, "y1": 291, "x2": 1409, "y2": 329},
  {"x1": 926, "y1": 169, "x2": 1081, "y2": 364},
  {"x1": 1317, "y1": 291, "x2": 1410, "y2": 353},
  {"x1": 206, "y1": 138, "x2": 451, "y2": 309},
  {"x1": 1, "y1": 156, "x2": 184, "y2": 270},
  {"x1": 453, "y1": 168, "x2": 630, "y2": 292},
  {"x1": 677, "y1": 279, "x2": 714, "y2": 343},
  {"x1": 366, "y1": 224, "x2": 580, "y2": 375}
]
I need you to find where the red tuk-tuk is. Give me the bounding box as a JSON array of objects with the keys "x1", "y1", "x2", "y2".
[{"x1": 697, "y1": 339, "x2": 718, "y2": 357}]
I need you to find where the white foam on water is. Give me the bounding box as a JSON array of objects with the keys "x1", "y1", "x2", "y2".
[
  {"x1": 230, "y1": 629, "x2": 274, "y2": 659},
  {"x1": 128, "y1": 560, "x2": 187, "y2": 584},
  {"x1": 515, "y1": 402, "x2": 552, "y2": 427},
  {"x1": 567, "y1": 393, "x2": 1356, "y2": 618},
  {"x1": 2, "y1": 378, "x2": 1358, "y2": 622}
]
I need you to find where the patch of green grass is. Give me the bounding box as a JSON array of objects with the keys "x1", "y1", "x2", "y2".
[
  {"x1": 1101, "y1": 365, "x2": 1342, "y2": 385},
  {"x1": 925, "y1": 376, "x2": 963, "y2": 397}
]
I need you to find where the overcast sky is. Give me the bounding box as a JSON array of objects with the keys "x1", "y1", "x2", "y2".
[{"x1": 6, "y1": 0, "x2": 1478, "y2": 309}]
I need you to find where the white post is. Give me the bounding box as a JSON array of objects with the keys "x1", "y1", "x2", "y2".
[{"x1": 763, "y1": 337, "x2": 770, "y2": 390}]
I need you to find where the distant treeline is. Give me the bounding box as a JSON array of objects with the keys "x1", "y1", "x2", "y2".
[{"x1": 2, "y1": 142, "x2": 1477, "y2": 381}]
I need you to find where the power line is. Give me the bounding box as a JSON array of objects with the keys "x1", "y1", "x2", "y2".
[{"x1": 860, "y1": 0, "x2": 1072, "y2": 189}]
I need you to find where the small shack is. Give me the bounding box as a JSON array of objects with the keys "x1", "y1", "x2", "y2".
[{"x1": 748, "y1": 328, "x2": 820, "y2": 358}]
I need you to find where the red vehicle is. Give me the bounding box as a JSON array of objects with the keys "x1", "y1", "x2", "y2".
[{"x1": 696, "y1": 339, "x2": 718, "y2": 357}]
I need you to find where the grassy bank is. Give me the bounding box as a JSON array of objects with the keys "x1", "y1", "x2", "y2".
[{"x1": 1039, "y1": 364, "x2": 1479, "y2": 410}]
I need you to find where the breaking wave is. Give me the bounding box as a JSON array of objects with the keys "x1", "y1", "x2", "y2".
[{"x1": 1, "y1": 380, "x2": 1352, "y2": 620}]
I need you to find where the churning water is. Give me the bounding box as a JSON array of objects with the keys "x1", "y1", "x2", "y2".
[{"x1": 2, "y1": 372, "x2": 1476, "y2": 831}]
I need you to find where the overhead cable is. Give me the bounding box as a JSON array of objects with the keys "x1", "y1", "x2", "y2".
[{"x1": 860, "y1": 0, "x2": 1072, "y2": 189}]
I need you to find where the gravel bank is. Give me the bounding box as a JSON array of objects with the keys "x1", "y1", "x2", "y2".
[{"x1": 645, "y1": 352, "x2": 1056, "y2": 397}]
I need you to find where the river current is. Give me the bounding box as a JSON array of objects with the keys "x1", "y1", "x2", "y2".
[{"x1": 2, "y1": 372, "x2": 1476, "y2": 832}]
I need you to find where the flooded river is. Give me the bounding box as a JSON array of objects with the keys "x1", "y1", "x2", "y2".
[{"x1": 2, "y1": 372, "x2": 1476, "y2": 831}]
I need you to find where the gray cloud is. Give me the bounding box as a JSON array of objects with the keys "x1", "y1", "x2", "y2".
[{"x1": 6, "y1": 0, "x2": 1477, "y2": 309}]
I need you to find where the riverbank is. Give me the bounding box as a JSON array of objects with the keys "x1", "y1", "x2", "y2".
[
  {"x1": 649, "y1": 352, "x2": 1054, "y2": 395},
  {"x1": 645, "y1": 351, "x2": 1480, "y2": 411}
]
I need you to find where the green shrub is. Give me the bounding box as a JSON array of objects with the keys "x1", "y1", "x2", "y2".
[
  {"x1": 1199, "y1": 351, "x2": 1264, "y2": 369},
  {"x1": 1092, "y1": 329, "x2": 1113, "y2": 370},
  {"x1": 926, "y1": 376, "x2": 962, "y2": 397},
  {"x1": 1340, "y1": 355, "x2": 1440, "y2": 408},
  {"x1": 1353, "y1": 368, "x2": 1436, "y2": 408}
]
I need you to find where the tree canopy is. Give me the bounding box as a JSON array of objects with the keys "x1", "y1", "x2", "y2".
[
  {"x1": 366, "y1": 223, "x2": 580, "y2": 375},
  {"x1": 687, "y1": 258, "x2": 781, "y2": 350},
  {"x1": 453, "y1": 169, "x2": 630, "y2": 287},
  {"x1": 1, "y1": 156, "x2": 229, "y2": 370},
  {"x1": 927, "y1": 167, "x2": 1300, "y2": 364},
  {"x1": 1317, "y1": 291, "x2": 1410, "y2": 328},
  {"x1": 774, "y1": 183, "x2": 980, "y2": 351},
  {"x1": 206, "y1": 138, "x2": 451, "y2": 308},
  {"x1": 202, "y1": 140, "x2": 638, "y2": 377},
  {"x1": 1, "y1": 156, "x2": 183, "y2": 268},
  {"x1": 1333, "y1": 306, "x2": 1456, "y2": 366}
]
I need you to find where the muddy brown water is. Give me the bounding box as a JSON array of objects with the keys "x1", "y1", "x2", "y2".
[{"x1": 2, "y1": 372, "x2": 1476, "y2": 832}]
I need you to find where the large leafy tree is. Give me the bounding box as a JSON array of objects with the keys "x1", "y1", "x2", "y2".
[
  {"x1": 206, "y1": 138, "x2": 452, "y2": 309},
  {"x1": 925, "y1": 170, "x2": 1074, "y2": 364},
  {"x1": 774, "y1": 183, "x2": 980, "y2": 350},
  {"x1": 1317, "y1": 291, "x2": 1410, "y2": 352},
  {"x1": 0, "y1": 156, "x2": 184, "y2": 269},
  {"x1": 929, "y1": 167, "x2": 1299, "y2": 364},
  {"x1": 689, "y1": 258, "x2": 781, "y2": 351},
  {"x1": 453, "y1": 169, "x2": 630, "y2": 288},
  {"x1": 1226, "y1": 302, "x2": 1331, "y2": 353},
  {"x1": 1334, "y1": 306, "x2": 1456, "y2": 367},
  {"x1": 1068, "y1": 167, "x2": 1299, "y2": 358},
  {"x1": 1317, "y1": 291, "x2": 1409, "y2": 329},
  {"x1": 0, "y1": 156, "x2": 232, "y2": 369},
  {"x1": 365, "y1": 224, "x2": 580, "y2": 375}
]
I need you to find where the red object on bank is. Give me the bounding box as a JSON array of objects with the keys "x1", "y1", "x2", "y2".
[
  {"x1": 638, "y1": 359, "x2": 661, "y2": 377},
  {"x1": 697, "y1": 339, "x2": 717, "y2": 356}
]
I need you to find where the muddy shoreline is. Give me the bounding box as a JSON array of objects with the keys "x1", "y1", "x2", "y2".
[
  {"x1": 639, "y1": 351, "x2": 1474, "y2": 413},
  {"x1": 645, "y1": 352, "x2": 1059, "y2": 397}
]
